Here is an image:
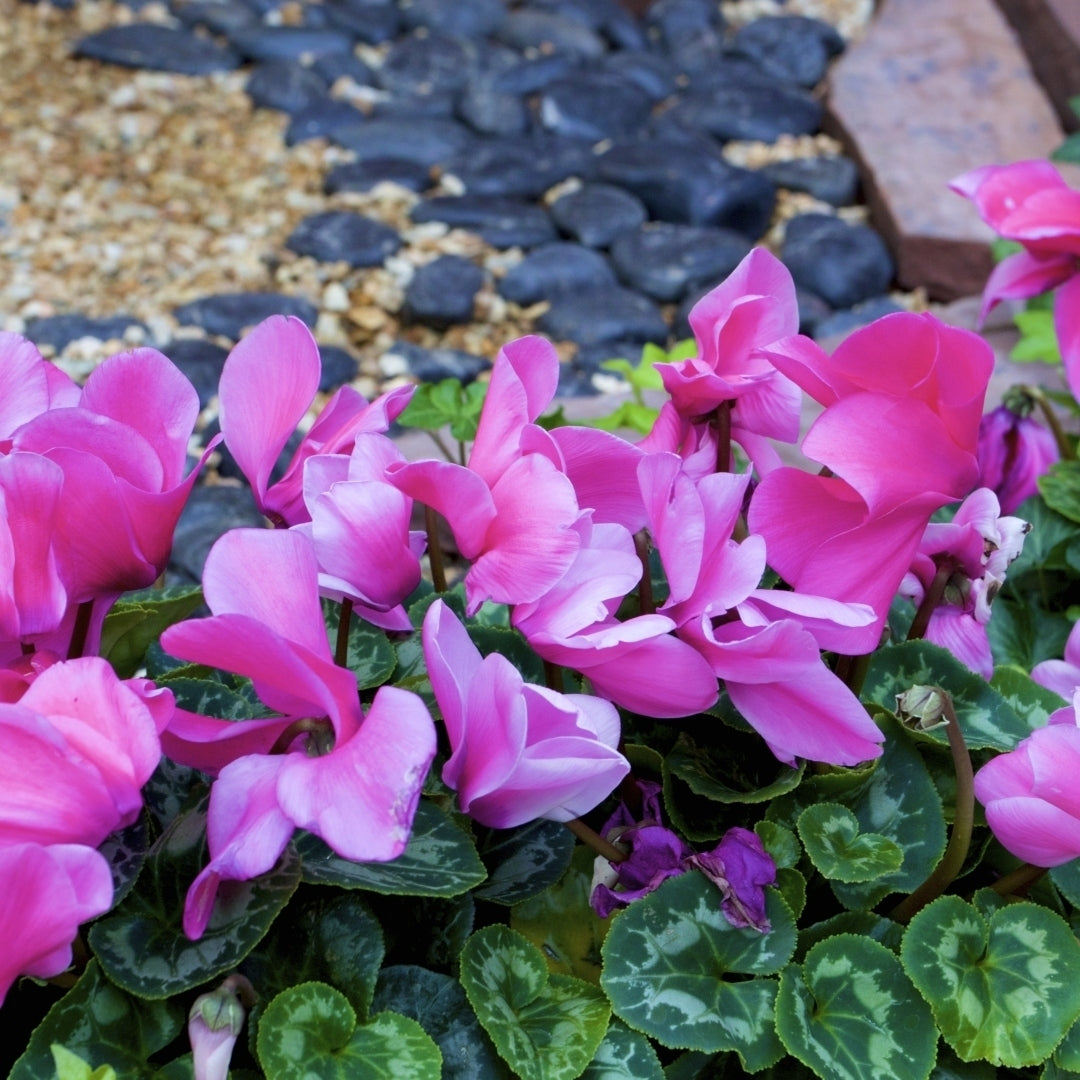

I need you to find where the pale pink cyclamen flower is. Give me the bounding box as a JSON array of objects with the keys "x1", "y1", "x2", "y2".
[
  {"x1": 639, "y1": 452, "x2": 883, "y2": 765},
  {"x1": 160, "y1": 529, "x2": 436, "y2": 939},
  {"x1": 748, "y1": 312, "x2": 993, "y2": 653},
  {"x1": 951, "y1": 160, "x2": 1080, "y2": 401},
  {"x1": 900, "y1": 488, "x2": 1029, "y2": 678},
  {"x1": 0, "y1": 656, "x2": 168, "y2": 849},
  {"x1": 422, "y1": 599, "x2": 629, "y2": 828},
  {"x1": 652, "y1": 247, "x2": 802, "y2": 471},
  {"x1": 974, "y1": 694, "x2": 1080, "y2": 866},
  {"x1": 8, "y1": 342, "x2": 214, "y2": 611},
  {"x1": 292, "y1": 432, "x2": 425, "y2": 631},
  {"x1": 218, "y1": 315, "x2": 414, "y2": 526},
  {"x1": 976, "y1": 404, "x2": 1059, "y2": 514},
  {"x1": 0, "y1": 842, "x2": 113, "y2": 1006}
]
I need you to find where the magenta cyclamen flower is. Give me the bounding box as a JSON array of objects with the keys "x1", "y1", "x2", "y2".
[
  {"x1": 974, "y1": 701, "x2": 1080, "y2": 866},
  {"x1": 8, "y1": 344, "x2": 212, "y2": 607},
  {"x1": 951, "y1": 160, "x2": 1080, "y2": 400},
  {"x1": 1032, "y1": 620, "x2": 1080, "y2": 702},
  {"x1": 0, "y1": 842, "x2": 113, "y2": 1006},
  {"x1": 653, "y1": 248, "x2": 802, "y2": 457},
  {"x1": 422, "y1": 599, "x2": 629, "y2": 828},
  {"x1": 160, "y1": 529, "x2": 436, "y2": 939},
  {"x1": 977, "y1": 404, "x2": 1058, "y2": 514},
  {"x1": 218, "y1": 315, "x2": 414, "y2": 526},
  {"x1": 749, "y1": 312, "x2": 993, "y2": 652}
]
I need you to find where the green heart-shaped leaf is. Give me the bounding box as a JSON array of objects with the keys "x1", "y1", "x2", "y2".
[
  {"x1": 581, "y1": 1020, "x2": 663, "y2": 1079},
  {"x1": 256, "y1": 982, "x2": 442, "y2": 1079},
  {"x1": 600, "y1": 872, "x2": 795, "y2": 1070},
  {"x1": 797, "y1": 803, "x2": 904, "y2": 883},
  {"x1": 901, "y1": 896, "x2": 1080, "y2": 1066},
  {"x1": 777, "y1": 935, "x2": 936, "y2": 1080},
  {"x1": 460, "y1": 925, "x2": 610, "y2": 1080}
]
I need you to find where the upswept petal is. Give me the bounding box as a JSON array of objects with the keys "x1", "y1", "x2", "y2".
[
  {"x1": 184, "y1": 755, "x2": 294, "y2": 939},
  {"x1": 979, "y1": 250, "x2": 1075, "y2": 321},
  {"x1": 549, "y1": 425, "x2": 647, "y2": 532},
  {"x1": 981, "y1": 797, "x2": 1080, "y2": 866},
  {"x1": 925, "y1": 606, "x2": 993, "y2": 679},
  {"x1": 387, "y1": 458, "x2": 496, "y2": 561},
  {"x1": 161, "y1": 709, "x2": 297, "y2": 775},
  {"x1": 738, "y1": 590, "x2": 877, "y2": 655},
  {"x1": 162, "y1": 612, "x2": 361, "y2": 739},
  {"x1": 422, "y1": 599, "x2": 484, "y2": 754},
  {"x1": 80, "y1": 348, "x2": 200, "y2": 487},
  {"x1": 276, "y1": 686, "x2": 436, "y2": 862},
  {"x1": 949, "y1": 160, "x2": 1070, "y2": 224},
  {"x1": 757, "y1": 334, "x2": 840, "y2": 407},
  {"x1": 0, "y1": 843, "x2": 113, "y2": 1004},
  {"x1": 466, "y1": 455, "x2": 581, "y2": 614},
  {"x1": 1055, "y1": 274, "x2": 1080, "y2": 404},
  {"x1": 470, "y1": 335, "x2": 560, "y2": 485},
  {"x1": 218, "y1": 316, "x2": 322, "y2": 507},
  {"x1": 0, "y1": 333, "x2": 55, "y2": 438},
  {"x1": 200, "y1": 529, "x2": 330, "y2": 658}
]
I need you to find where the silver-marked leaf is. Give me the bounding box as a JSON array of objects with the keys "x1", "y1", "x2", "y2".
[
  {"x1": 582, "y1": 1020, "x2": 664, "y2": 1079},
  {"x1": 460, "y1": 924, "x2": 610, "y2": 1080},
  {"x1": 297, "y1": 800, "x2": 486, "y2": 896},
  {"x1": 100, "y1": 585, "x2": 204, "y2": 678},
  {"x1": 371, "y1": 965, "x2": 511, "y2": 1080},
  {"x1": 474, "y1": 818, "x2": 575, "y2": 905},
  {"x1": 901, "y1": 896, "x2": 1080, "y2": 1066},
  {"x1": 863, "y1": 640, "x2": 1038, "y2": 751},
  {"x1": 1051, "y1": 856, "x2": 1080, "y2": 909},
  {"x1": 9, "y1": 961, "x2": 184, "y2": 1080},
  {"x1": 776, "y1": 935, "x2": 936, "y2": 1080},
  {"x1": 1055, "y1": 1013, "x2": 1080, "y2": 1072},
  {"x1": 257, "y1": 982, "x2": 441, "y2": 1079},
  {"x1": 88, "y1": 808, "x2": 300, "y2": 998},
  {"x1": 990, "y1": 666, "x2": 1064, "y2": 728},
  {"x1": 600, "y1": 872, "x2": 794, "y2": 1069},
  {"x1": 755, "y1": 821, "x2": 800, "y2": 869},
  {"x1": 321, "y1": 599, "x2": 397, "y2": 689},
  {"x1": 99, "y1": 816, "x2": 149, "y2": 906},
  {"x1": 797, "y1": 803, "x2": 903, "y2": 883},
  {"x1": 828, "y1": 718, "x2": 946, "y2": 910}
]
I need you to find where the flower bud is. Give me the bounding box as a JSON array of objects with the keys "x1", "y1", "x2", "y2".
[
  {"x1": 896, "y1": 685, "x2": 947, "y2": 731},
  {"x1": 977, "y1": 403, "x2": 1058, "y2": 514},
  {"x1": 188, "y1": 976, "x2": 253, "y2": 1080}
]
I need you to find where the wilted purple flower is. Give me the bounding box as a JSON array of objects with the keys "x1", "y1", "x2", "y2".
[
  {"x1": 684, "y1": 827, "x2": 777, "y2": 932},
  {"x1": 977, "y1": 404, "x2": 1058, "y2": 514}
]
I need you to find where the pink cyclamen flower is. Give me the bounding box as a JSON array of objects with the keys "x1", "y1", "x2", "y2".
[
  {"x1": 294, "y1": 432, "x2": 425, "y2": 631},
  {"x1": 0, "y1": 842, "x2": 113, "y2": 1006},
  {"x1": 977, "y1": 404, "x2": 1059, "y2": 514},
  {"x1": 0, "y1": 656, "x2": 167, "y2": 849},
  {"x1": 974, "y1": 700, "x2": 1080, "y2": 866},
  {"x1": 749, "y1": 312, "x2": 993, "y2": 652},
  {"x1": 188, "y1": 976, "x2": 254, "y2": 1080},
  {"x1": 901, "y1": 487, "x2": 1029, "y2": 678},
  {"x1": 638, "y1": 452, "x2": 882, "y2": 765},
  {"x1": 422, "y1": 598, "x2": 629, "y2": 828},
  {"x1": 653, "y1": 248, "x2": 802, "y2": 456},
  {"x1": 160, "y1": 528, "x2": 436, "y2": 939},
  {"x1": 390, "y1": 336, "x2": 582, "y2": 614},
  {"x1": 951, "y1": 160, "x2": 1080, "y2": 400},
  {"x1": 218, "y1": 315, "x2": 414, "y2": 526},
  {"x1": 9, "y1": 345, "x2": 212, "y2": 604},
  {"x1": 0, "y1": 331, "x2": 80, "y2": 445}
]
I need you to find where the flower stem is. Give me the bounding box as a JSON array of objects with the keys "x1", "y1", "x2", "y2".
[
  {"x1": 424, "y1": 505, "x2": 447, "y2": 593},
  {"x1": 335, "y1": 597, "x2": 353, "y2": 669},
  {"x1": 906, "y1": 562, "x2": 952, "y2": 642},
  {"x1": 543, "y1": 659, "x2": 564, "y2": 693},
  {"x1": 565, "y1": 817, "x2": 627, "y2": 864},
  {"x1": 990, "y1": 861, "x2": 1048, "y2": 898},
  {"x1": 66, "y1": 599, "x2": 95, "y2": 660},
  {"x1": 890, "y1": 691, "x2": 974, "y2": 923},
  {"x1": 1025, "y1": 384, "x2": 1075, "y2": 461},
  {"x1": 712, "y1": 401, "x2": 732, "y2": 473},
  {"x1": 634, "y1": 530, "x2": 654, "y2": 615}
]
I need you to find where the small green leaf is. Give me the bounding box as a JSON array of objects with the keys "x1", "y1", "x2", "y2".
[
  {"x1": 600, "y1": 873, "x2": 795, "y2": 1069},
  {"x1": 297, "y1": 799, "x2": 487, "y2": 896},
  {"x1": 461, "y1": 925, "x2": 610, "y2": 1080},
  {"x1": 50, "y1": 1045, "x2": 119, "y2": 1080},
  {"x1": 9, "y1": 962, "x2": 184, "y2": 1080},
  {"x1": 397, "y1": 378, "x2": 487, "y2": 442},
  {"x1": 901, "y1": 896, "x2": 1080, "y2": 1066},
  {"x1": 89, "y1": 808, "x2": 300, "y2": 998},
  {"x1": 776, "y1": 935, "x2": 936, "y2": 1080},
  {"x1": 1055, "y1": 132, "x2": 1080, "y2": 165},
  {"x1": 582, "y1": 1020, "x2": 664, "y2": 1079},
  {"x1": 256, "y1": 982, "x2": 442, "y2": 1079},
  {"x1": 371, "y1": 965, "x2": 511, "y2": 1080},
  {"x1": 1041, "y1": 461, "x2": 1080, "y2": 525},
  {"x1": 474, "y1": 818, "x2": 575, "y2": 905},
  {"x1": 100, "y1": 585, "x2": 204, "y2": 678},
  {"x1": 755, "y1": 821, "x2": 801, "y2": 869},
  {"x1": 1055, "y1": 1013, "x2": 1080, "y2": 1072},
  {"x1": 1011, "y1": 308, "x2": 1062, "y2": 363},
  {"x1": 797, "y1": 803, "x2": 904, "y2": 883}
]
